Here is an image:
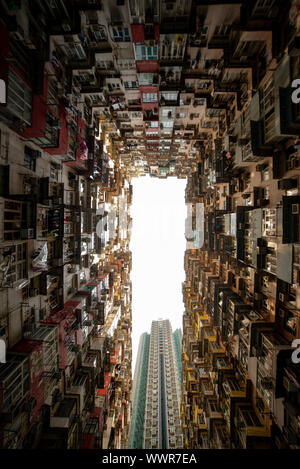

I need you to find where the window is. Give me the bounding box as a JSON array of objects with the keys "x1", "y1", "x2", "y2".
[
  {"x1": 135, "y1": 44, "x2": 158, "y2": 61},
  {"x1": 47, "y1": 78, "x2": 59, "y2": 114},
  {"x1": 80, "y1": 272, "x2": 86, "y2": 284},
  {"x1": 76, "y1": 73, "x2": 95, "y2": 84},
  {"x1": 252, "y1": 0, "x2": 275, "y2": 16},
  {"x1": 233, "y1": 40, "x2": 264, "y2": 60},
  {"x1": 261, "y1": 165, "x2": 270, "y2": 182},
  {"x1": 108, "y1": 82, "x2": 121, "y2": 92},
  {"x1": 1, "y1": 357, "x2": 30, "y2": 413},
  {"x1": 24, "y1": 146, "x2": 37, "y2": 171},
  {"x1": 118, "y1": 59, "x2": 135, "y2": 70},
  {"x1": 97, "y1": 59, "x2": 113, "y2": 70},
  {"x1": 7, "y1": 68, "x2": 32, "y2": 125},
  {"x1": 161, "y1": 41, "x2": 184, "y2": 59},
  {"x1": 111, "y1": 26, "x2": 130, "y2": 42},
  {"x1": 213, "y1": 24, "x2": 230, "y2": 37},
  {"x1": 128, "y1": 97, "x2": 141, "y2": 106},
  {"x1": 59, "y1": 43, "x2": 86, "y2": 60},
  {"x1": 67, "y1": 278, "x2": 73, "y2": 294},
  {"x1": 161, "y1": 91, "x2": 178, "y2": 102},
  {"x1": 124, "y1": 81, "x2": 138, "y2": 89},
  {"x1": 142, "y1": 93, "x2": 157, "y2": 103},
  {"x1": 86, "y1": 11, "x2": 98, "y2": 25},
  {"x1": 0, "y1": 243, "x2": 27, "y2": 286},
  {"x1": 89, "y1": 25, "x2": 107, "y2": 41},
  {"x1": 162, "y1": 109, "x2": 172, "y2": 117},
  {"x1": 138, "y1": 73, "x2": 155, "y2": 86}
]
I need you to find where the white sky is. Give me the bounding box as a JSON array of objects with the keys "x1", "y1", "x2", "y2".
[{"x1": 130, "y1": 176, "x2": 187, "y2": 370}]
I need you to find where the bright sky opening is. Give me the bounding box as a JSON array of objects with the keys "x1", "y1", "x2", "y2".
[{"x1": 130, "y1": 176, "x2": 187, "y2": 370}]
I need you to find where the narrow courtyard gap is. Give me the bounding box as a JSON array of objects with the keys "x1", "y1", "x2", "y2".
[{"x1": 130, "y1": 177, "x2": 186, "y2": 368}]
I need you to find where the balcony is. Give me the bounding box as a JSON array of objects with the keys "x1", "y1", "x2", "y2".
[
  {"x1": 50, "y1": 397, "x2": 77, "y2": 428},
  {"x1": 211, "y1": 422, "x2": 231, "y2": 449},
  {"x1": 0, "y1": 355, "x2": 30, "y2": 419},
  {"x1": 235, "y1": 405, "x2": 270, "y2": 449},
  {"x1": 102, "y1": 410, "x2": 114, "y2": 449},
  {"x1": 90, "y1": 335, "x2": 105, "y2": 353},
  {"x1": 204, "y1": 398, "x2": 223, "y2": 421}
]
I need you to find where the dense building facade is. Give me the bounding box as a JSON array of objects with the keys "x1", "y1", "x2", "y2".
[
  {"x1": 0, "y1": 0, "x2": 300, "y2": 451},
  {"x1": 0, "y1": 0, "x2": 134, "y2": 449},
  {"x1": 129, "y1": 320, "x2": 183, "y2": 449},
  {"x1": 181, "y1": 0, "x2": 300, "y2": 451},
  {"x1": 128, "y1": 332, "x2": 150, "y2": 449}
]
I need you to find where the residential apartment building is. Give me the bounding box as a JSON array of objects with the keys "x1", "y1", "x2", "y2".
[
  {"x1": 0, "y1": 0, "x2": 300, "y2": 451},
  {"x1": 181, "y1": 0, "x2": 300, "y2": 451},
  {"x1": 0, "y1": 0, "x2": 133, "y2": 449},
  {"x1": 129, "y1": 320, "x2": 183, "y2": 449}
]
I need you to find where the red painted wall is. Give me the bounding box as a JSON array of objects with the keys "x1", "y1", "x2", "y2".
[
  {"x1": 131, "y1": 24, "x2": 144, "y2": 43},
  {"x1": 136, "y1": 60, "x2": 159, "y2": 73}
]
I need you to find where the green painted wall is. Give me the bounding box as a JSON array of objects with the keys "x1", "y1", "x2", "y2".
[{"x1": 129, "y1": 333, "x2": 150, "y2": 448}]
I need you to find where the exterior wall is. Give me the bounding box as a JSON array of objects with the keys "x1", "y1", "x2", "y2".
[{"x1": 128, "y1": 332, "x2": 150, "y2": 448}]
